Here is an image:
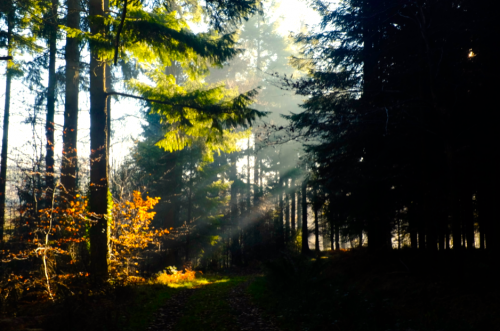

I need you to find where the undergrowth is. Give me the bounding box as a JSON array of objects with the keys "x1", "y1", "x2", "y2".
[{"x1": 248, "y1": 251, "x2": 479, "y2": 331}]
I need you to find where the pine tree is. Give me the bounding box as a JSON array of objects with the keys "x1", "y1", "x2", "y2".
[
  {"x1": 0, "y1": 0, "x2": 41, "y2": 243},
  {"x1": 81, "y1": 0, "x2": 264, "y2": 279},
  {"x1": 60, "y1": 0, "x2": 81, "y2": 201}
]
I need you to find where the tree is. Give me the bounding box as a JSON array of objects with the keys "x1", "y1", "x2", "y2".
[
  {"x1": 83, "y1": 0, "x2": 263, "y2": 280},
  {"x1": 0, "y1": 0, "x2": 40, "y2": 243},
  {"x1": 286, "y1": 0, "x2": 497, "y2": 252},
  {"x1": 60, "y1": 0, "x2": 81, "y2": 201},
  {"x1": 43, "y1": 0, "x2": 59, "y2": 198}
]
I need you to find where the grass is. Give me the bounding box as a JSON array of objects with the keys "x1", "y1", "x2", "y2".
[{"x1": 2, "y1": 272, "x2": 247, "y2": 331}]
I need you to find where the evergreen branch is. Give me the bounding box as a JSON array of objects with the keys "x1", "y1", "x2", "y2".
[
  {"x1": 106, "y1": 90, "x2": 262, "y2": 117},
  {"x1": 106, "y1": 90, "x2": 212, "y2": 111},
  {"x1": 114, "y1": 0, "x2": 128, "y2": 66}
]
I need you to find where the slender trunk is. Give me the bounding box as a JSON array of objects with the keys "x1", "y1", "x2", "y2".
[
  {"x1": 445, "y1": 226, "x2": 450, "y2": 250},
  {"x1": 186, "y1": 162, "x2": 193, "y2": 262},
  {"x1": 335, "y1": 213, "x2": 340, "y2": 250},
  {"x1": 277, "y1": 176, "x2": 284, "y2": 248},
  {"x1": 89, "y1": 0, "x2": 109, "y2": 281},
  {"x1": 479, "y1": 221, "x2": 485, "y2": 250},
  {"x1": 301, "y1": 180, "x2": 310, "y2": 254},
  {"x1": 291, "y1": 178, "x2": 295, "y2": 234},
  {"x1": 106, "y1": 64, "x2": 111, "y2": 174},
  {"x1": 314, "y1": 206, "x2": 319, "y2": 254},
  {"x1": 329, "y1": 207, "x2": 334, "y2": 250},
  {"x1": 61, "y1": 0, "x2": 81, "y2": 200},
  {"x1": 229, "y1": 153, "x2": 240, "y2": 265},
  {"x1": 447, "y1": 143, "x2": 461, "y2": 250},
  {"x1": 247, "y1": 138, "x2": 251, "y2": 210},
  {"x1": 45, "y1": 0, "x2": 59, "y2": 197},
  {"x1": 297, "y1": 184, "x2": 302, "y2": 231},
  {"x1": 253, "y1": 143, "x2": 259, "y2": 204},
  {"x1": 285, "y1": 180, "x2": 290, "y2": 244},
  {"x1": 0, "y1": 10, "x2": 13, "y2": 243}
]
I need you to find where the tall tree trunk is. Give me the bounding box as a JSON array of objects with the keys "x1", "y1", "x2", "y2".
[
  {"x1": 328, "y1": 206, "x2": 334, "y2": 250},
  {"x1": 277, "y1": 176, "x2": 284, "y2": 248},
  {"x1": 45, "y1": 0, "x2": 59, "y2": 198},
  {"x1": 446, "y1": 143, "x2": 461, "y2": 250},
  {"x1": 285, "y1": 179, "x2": 290, "y2": 244},
  {"x1": 335, "y1": 213, "x2": 340, "y2": 250},
  {"x1": 253, "y1": 144, "x2": 259, "y2": 204},
  {"x1": 314, "y1": 205, "x2": 319, "y2": 254},
  {"x1": 61, "y1": 0, "x2": 81, "y2": 200},
  {"x1": 301, "y1": 180, "x2": 310, "y2": 255},
  {"x1": 291, "y1": 178, "x2": 295, "y2": 234},
  {"x1": 0, "y1": 8, "x2": 13, "y2": 243},
  {"x1": 186, "y1": 158, "x2": 193, "y2": 262},
  {"x1": 297, "y1": 184, "x2": 302, "y2": 231},
  {"x1": 89, "y1": 0, "x2": 109, "y2": 281},
  {"x1": 247, "y1": 137, "x2": 251, "y2": 210},
  {"x1": 229, "y1": 153, "x2": 240, "y2": 265}
]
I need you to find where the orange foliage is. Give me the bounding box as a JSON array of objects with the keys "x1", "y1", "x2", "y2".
[
  {"x1": 109, "y1": 191, "x2": 168, "y2": 280},
  {"x1": 156, "y1": 268, "x2": 197, "y2": 284}
]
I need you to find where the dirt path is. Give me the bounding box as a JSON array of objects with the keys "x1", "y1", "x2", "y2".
[
  {"x1": 148, "y1": 278, "x2": 281, "y2": 331},
  {"x1": 227, "y1": 280, "x2": 281, "y2": 331},
  {"x1": 147, "y1": 288, "x2": 198, "y2": 331}
]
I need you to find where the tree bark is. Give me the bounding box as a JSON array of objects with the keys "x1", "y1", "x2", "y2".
[
  {"x1": 314, "y1": 205, "x2": 319, "y2": 254},
  {"x1": 89, "y1": 0, "x2": 109, "y2": 281},
  {"x1": 297, "y1": 184, "x2": 302, "y2": 231},
  {"x1": 463, "y1": 190, "x2": 474, "y2": 250},
  {"x1": 61, "y1": 0, "x2": 81, "y2": 200},
  {"x1": 229, "y1": 153, "x2": 240, "y2": 265},
  {"x1": 0, "y1": 7, "x2": 13, "y2": 243},
  {"x1": 291, "y1": 178, "x2": 295, "y2": 234},
  {"x1": 186, "y1": 155, "x2": 193, "y2": 262},
  {"x1": 45, "y1": 0, "x2": 59, "y2": 198},
  {"x1": 277, "y1": 176, "x2": 284, "y2": 248},
  {"x1": 285, "y1": 179, "x2": 290, "y2": 244},
  {"x1": 335, "y1": 213, "x2": 340, "y2": 250},
  {"x1": 253, "y1": 144, "x2": 259, "y2": 205},
  {"x1": 301, "y1": 180, "x2": 310, "y2": 255}
]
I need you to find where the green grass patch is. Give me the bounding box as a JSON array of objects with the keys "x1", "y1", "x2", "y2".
[{"x1": 174, "y1": 276, "x2": 247, "y2": 331}]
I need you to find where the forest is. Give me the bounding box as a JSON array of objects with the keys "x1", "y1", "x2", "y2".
[{"x1": 0, "y1": 0, "x2": 498, "y2": 330}]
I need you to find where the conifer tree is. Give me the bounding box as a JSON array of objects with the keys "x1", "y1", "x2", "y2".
[
  {"x1": 60, "y1": 0, "x2": 81, "y2": 200},
  {"x1": 81, "y1": 0, "x2": 264, "y2": 279},
  {"x1": 43, "y1": 0, "x2": 59, "y2": 197},
  {"x1": 0, "y1": 0, "x2": 41, "y2": 243}
]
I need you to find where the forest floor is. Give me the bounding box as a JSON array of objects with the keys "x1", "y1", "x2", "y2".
[{"x1": 1, "y1": 249, "x2": 498, "y2": 331}]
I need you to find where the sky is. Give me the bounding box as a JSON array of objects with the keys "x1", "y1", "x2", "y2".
[{"x1": 272, "y1": 0, "x2": 321, "y2": 36}]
